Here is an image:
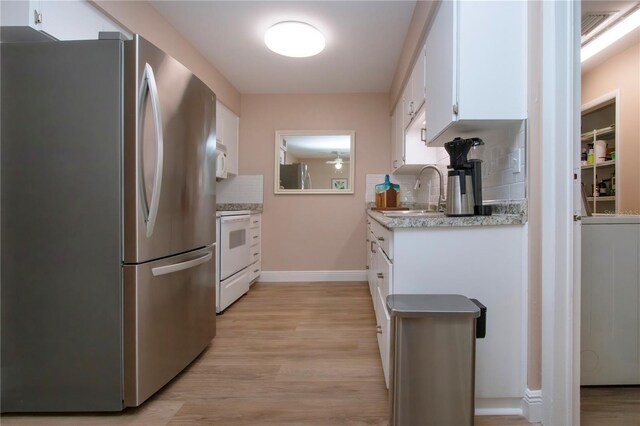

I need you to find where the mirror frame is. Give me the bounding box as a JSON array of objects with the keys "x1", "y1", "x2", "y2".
[{"x1": 274, "y1": 130, "x2": 355, "y2": 195}]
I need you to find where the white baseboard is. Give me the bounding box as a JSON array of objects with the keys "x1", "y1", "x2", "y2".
[
  {"x1": 259, "y1": 270, "x2": 367, "y2": 282},
  {"x1": 475, "y1": 397, "x2": 523, "y2": 416},
  {"x1": 521, "y1": 388, "x2": 543, "y2": 423}
]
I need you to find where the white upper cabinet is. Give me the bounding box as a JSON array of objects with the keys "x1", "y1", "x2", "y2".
[
  {"x1": 1, "y1": 0, "x2": 129, "y2": 41},
  {"x1": 401, "y1": 46, "x2": 426, "y2": 133},
  {"x1": 408, "y1": 45, "x2": 426, "y2": 122},
  {"x1": 216, "y1": 100, "x2": 240, "y2": 176},
  {"x1": 1, "y1": 1, "x2": 43, "y2": 35},
  {"x1": 391, "y1": 102, "x2": 404, "y2": 171},
  {"x1": 392, "y1": 44, "x2": 434, "y2": 172},
  {"x1": 424, "y1": 0, "x2": 526, "y2": 145}
]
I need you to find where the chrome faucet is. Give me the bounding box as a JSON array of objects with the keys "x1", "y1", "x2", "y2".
[{"x1": 414, "y1": 164, "x2": 446, "y2": 212}]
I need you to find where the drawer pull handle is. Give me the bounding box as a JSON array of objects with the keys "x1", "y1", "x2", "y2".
[
  {"x1": 376, "y1": 325, "x2": 382, "y2": 334},
  {"x1": 377, "y1": 273, "x2": 384, "y2": 279},
  {"x1": 253, "y1": 236, "x2": 259, "y2": 239},
  {"x1": 378, "y1": 237, "x2": 385, "y2": 241},
  {"x1": 254, "y1": 269, "x2": 259, "y2": 273}
]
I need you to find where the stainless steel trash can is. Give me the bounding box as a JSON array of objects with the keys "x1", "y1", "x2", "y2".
[{"x1": 387, "y1": 294, "x2": 484, "y2": 426}]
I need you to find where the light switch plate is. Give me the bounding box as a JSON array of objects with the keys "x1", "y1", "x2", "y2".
[{"x1": 511, "y1": 149, "x2": 522, "y2": 174}]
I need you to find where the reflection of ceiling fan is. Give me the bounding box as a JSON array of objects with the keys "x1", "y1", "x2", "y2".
[{"x1": 325, "y1": 151, "x2": 350, "y2": 169}]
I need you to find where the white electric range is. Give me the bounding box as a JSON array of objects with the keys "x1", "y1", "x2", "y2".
[{"x1": 216, "y1": 211, "x2": 252, "y2": 313}]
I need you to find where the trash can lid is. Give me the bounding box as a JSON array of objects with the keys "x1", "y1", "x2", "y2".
[{"x1": 386, "y1": 294, "x2": 480, "y2": 318}]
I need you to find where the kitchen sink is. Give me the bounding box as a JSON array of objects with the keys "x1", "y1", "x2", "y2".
[{"x1": 380, "y1": 210, "x2": 444, "y2": 217}]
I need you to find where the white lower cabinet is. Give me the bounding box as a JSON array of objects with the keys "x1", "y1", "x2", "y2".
[
  {"x1": 366, "y1": 215, "x2": 526, "y2": 408},
  {"x1": 375, "y1": 281, "x2": 391, "y2": 388},
  {"x1": 581, "y1": 218, "x2": 640, "y2": 385},
  {"x1": 249, "y1": 213, "x2": 261, "y2": 283},
  {"x1": 368, "y1": 220, "x2": 393, "y2": 388}
]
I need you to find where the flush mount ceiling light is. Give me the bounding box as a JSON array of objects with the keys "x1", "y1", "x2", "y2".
[
  {"x1": 582, "y1": 8, "x2": 640, "y2": 62},
  {"x1": 264, "y1": 21, "x2": 325, "y2": 58}
]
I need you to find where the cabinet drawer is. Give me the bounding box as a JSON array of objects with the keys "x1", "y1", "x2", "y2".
[
  {"x1": 377, "y1": 246, "x2": 393, "y2": 299},
  {"x1": 369, "y1": 218, "x2": 393, "y2": 260},
  {"x1": 250, "y1": 227, "x2": 260, "y2": 242},
  {"x1": 251, "y1": 247, "x2": 261, "y2": 264},
  {"x1": 250, "y1": 214, "x2": 261, "y2": 229},
  {"x1": 249, "y1": 261, "x2": 261, "y2": 282}
]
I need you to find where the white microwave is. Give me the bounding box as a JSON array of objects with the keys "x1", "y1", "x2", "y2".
[{"x1": 216, "y1": 142, "x2": 228, "y2": 179}]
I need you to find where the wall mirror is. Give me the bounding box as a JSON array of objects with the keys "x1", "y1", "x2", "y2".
[{"x1": 274, "y1": 130, "x2": 355, "y2": 194}]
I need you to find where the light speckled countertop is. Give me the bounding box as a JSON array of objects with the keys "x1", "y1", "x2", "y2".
[
  {"x1": 217, "y1": 203, "x2": 263, "y2": 213},
  {"x1": 367, "y1": 200, "x2": 527, "y2": 229}
]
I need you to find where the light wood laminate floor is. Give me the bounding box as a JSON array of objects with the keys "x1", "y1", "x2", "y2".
[{"x1": 2, "y1": 282, "x2": 633, "y2": 425}]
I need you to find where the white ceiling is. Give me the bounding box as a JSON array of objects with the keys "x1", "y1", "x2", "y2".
[
  {"x1": 581, "y1": 0, "x2": 640, "y2": 73},
  {"x1": 150, "y1": 1, "x2": 416, "y2": 94},
  {"x1": 285, "y1": 134, "x2": 351, "y2": 159}
]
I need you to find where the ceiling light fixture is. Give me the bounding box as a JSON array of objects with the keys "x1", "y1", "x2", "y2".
[
  {"x1": 334, "y1": 162, "x2": 343, "y2": 170},
  {"x1": 581, "y1": 8, "x2": 640, "y2": 62},
  {"x1": 264, "y1": 21, "x2": 325, "y2": 58}
]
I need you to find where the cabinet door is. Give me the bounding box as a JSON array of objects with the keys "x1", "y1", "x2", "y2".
[
  {"x1": 223, "y1": 107, "x2": 239, "y2": 176},
  {"x1": 374, "y1": 273, "x2": 391, "y2": 388},
  {"x1": 39, "y1": 0, "x2": 127, "y2": 41},
  {"x1": 410, "y1": 44, "x2": 426, "y2": 113},
  {"x1": 391, "y1": 102, "x2": 404, "y2": 170},
  {"x1": 215, "y1": 100, "x2": 224, "y2": 144},
  {"x1": 401, "y1": 84, "x2": 413, "y2": 133},
  {"x1": 424, "y1": 0, "x2": 457, "y2": 143},
  {"x1": 367, "y1": 235, "x2": 378, "y2": 297},
  {"x1": 581, "y1": 223, "x2": 640, "y2": 385},
  {"x1": 1, "y1": 0, "x2": 41, "y2": 30},
  {"x1": 390, "y1": 108, "x2": 397, "y2": 171}
]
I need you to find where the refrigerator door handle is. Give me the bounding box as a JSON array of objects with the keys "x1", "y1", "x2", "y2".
[
  {"x1": 139, "y1": 63, "x2": 164, "y2": 237},
  {"x1": 151, "y1": 251, "x2": 212, "y2": 276}
]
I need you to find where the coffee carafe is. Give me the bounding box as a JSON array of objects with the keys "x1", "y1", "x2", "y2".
[{"x1": 444, "y1": 137, "x2": 492, "y2": 217}]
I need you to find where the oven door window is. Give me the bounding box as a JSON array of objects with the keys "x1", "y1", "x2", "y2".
[{"x1": 229, "y1": 229, "x2": 246, "y2": 249}]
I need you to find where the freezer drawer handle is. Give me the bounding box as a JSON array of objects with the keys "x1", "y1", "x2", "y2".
[
  {"x1": 152, "y1": 251, "x2": 212, "y2": 276},
  {"x1": 139, "y1": 63, "x2": 164, "y2": 238}
]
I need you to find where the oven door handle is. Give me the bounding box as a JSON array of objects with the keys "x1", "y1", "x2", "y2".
[
  {"x1": 152, "y1": 252, "x2": 212, "y2": 276},
  {"x1": 221, "y1": 216, "x2": 250, "y2": 224}
]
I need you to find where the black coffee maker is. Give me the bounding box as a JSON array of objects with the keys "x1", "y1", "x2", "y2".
[{"x1": 444, "y1": 137, "x2": 492, "y2": 217}]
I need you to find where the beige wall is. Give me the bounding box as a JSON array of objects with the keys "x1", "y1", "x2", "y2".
[
  {"x1": 91, "y1": 0, "x2": 241, "y2": 114},
  {"x1": 388, "y1": 1, "x2": 437, "y2": 111},
  {"x1": 239, "y1": 94, "x2": 390, "y2": 271},
  {"x1": 582, "y1": 42, "x2": 640, "y2": 213},
  {"x1": 305, "y1": 159, "x2": 351, "y2": 190}
]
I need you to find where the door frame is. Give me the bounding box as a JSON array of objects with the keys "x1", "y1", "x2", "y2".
[{"x1": 539, "y1": 0, "x2": 582, "y2": 424}]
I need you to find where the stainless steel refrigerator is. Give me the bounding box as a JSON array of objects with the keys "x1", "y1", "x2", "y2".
[
  {"x1": 280, "y1": 163, "x2": 312, "y2": 189},
  {"x1": 1, "y1": 34, "x2": 217, "y2": 412}
]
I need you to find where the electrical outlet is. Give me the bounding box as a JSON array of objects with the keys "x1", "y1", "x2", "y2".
[{"x1": 511, "y1": 149, "x2": 522, "y2": 174}]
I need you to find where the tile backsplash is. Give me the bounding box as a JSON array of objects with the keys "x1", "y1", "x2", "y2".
[
  {"x1": 367, "y1": 121, "x2": 526, "y2": 208},
  {"x1": 217, "y1": 175, "x2": 264, "y2": 204}
]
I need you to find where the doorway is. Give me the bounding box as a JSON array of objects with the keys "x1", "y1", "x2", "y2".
[{"x1": 579, "y1": 1, "x2": 640, "y2": 424}]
